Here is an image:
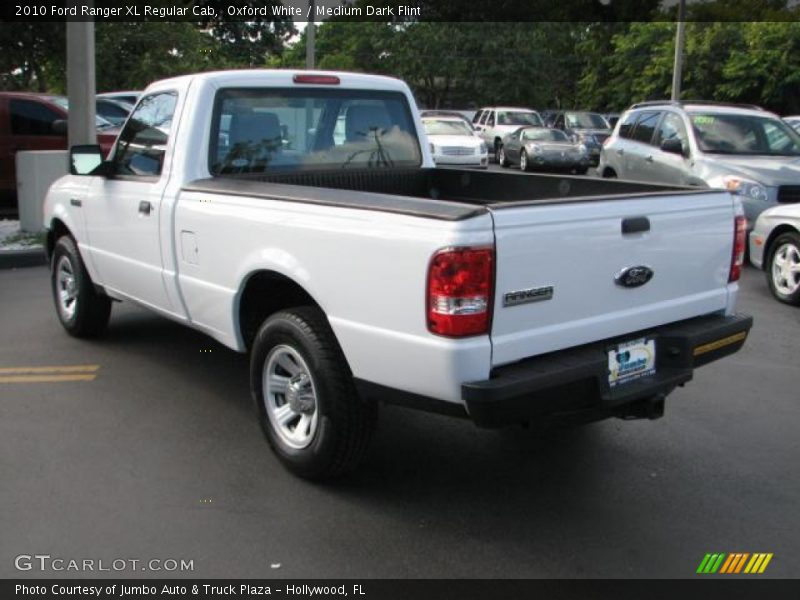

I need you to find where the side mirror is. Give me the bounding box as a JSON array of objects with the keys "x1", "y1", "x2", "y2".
[
  {"x1": 52, "y1": 119, "x2": 68, "y2": 136},
  {"x1": 661, "y1": 138, "x2": 688, "y2": 157},
  {"x1": 69, "y1": 144, "x2": 105, "y2": 176}
]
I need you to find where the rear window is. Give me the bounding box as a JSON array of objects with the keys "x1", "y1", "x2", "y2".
[
  {"x1": 497, "y1": 111, "x2": 543, "y2": 127},
  {"x1": 209, "y1": 88, "x2": 421, "y2": 175}
]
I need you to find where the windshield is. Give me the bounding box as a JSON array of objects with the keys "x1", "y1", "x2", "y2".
[
  {"x1": 566, "y1": 112, "x2": 609, "y2": 129},
  {"x1": 497, "y1": 111, "x2": 542, "y2": 127},
  {"x1": 210, "y1": 88, "x2": 421, "y2": 174},
  {"x1": 522, "y1": 128, "x2": 569, "y2": 142},
  {"x1": 423, "y1": 119, "x2": 473, "y2": 136},
  {"x1": 690, "y1": 113, "x2": 800, "y2": 156}
]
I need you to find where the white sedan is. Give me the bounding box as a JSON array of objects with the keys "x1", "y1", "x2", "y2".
[
  {"x1": 749, "y1": 202, "x2": 800, "y2": 305},
  {"x1": 422, "y1": 117, "x2": 488, "y2": 168}
]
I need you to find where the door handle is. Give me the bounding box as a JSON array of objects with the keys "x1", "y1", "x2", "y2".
[
  {"x1": 622, "y1": 216, "x2": 650, "y2": 234},
  {"x1": 616, "y1": 149, "x2": 624, "y2": 156},
  {"x1": 138, "y1": 201, "x2": 152, "y2": 216},
  {"x1": 645, "y1": 155, "x2": 654, "y2": 163},
  {"x1": 70, "y1": 198, "x2": 82, "y2": 207}
]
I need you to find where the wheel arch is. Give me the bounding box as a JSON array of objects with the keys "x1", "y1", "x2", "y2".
[
  {"x1": 46, "y1": 218, "x2": 73, "y2": 263},
  {"x1": 235, "y1": 269, "x2": 331, "y2": 352},
  {"x1": 763, "y1": 224, "x2": 800, "y2": 263},
  {"x1": 602, "y1": 166, "x2": 618, "y2": 178}
]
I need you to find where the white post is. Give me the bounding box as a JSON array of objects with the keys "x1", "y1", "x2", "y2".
[
  {"x1": 306, "y1": 0, "x2": 316, "y2": 69},
  {"x1": 66, "y1": 4, "x2": 96, "y2": 146},
  {"x1": 671, "y1": 0, "x2": 686, "y2": 102}
]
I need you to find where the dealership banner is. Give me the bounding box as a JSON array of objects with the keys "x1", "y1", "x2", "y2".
[
  {"x1": 2, "y1": 0, "x2": 800, "y2": 23},
  {"x1": 4, "y1": 579, "x2": 800, "y2": 600}
]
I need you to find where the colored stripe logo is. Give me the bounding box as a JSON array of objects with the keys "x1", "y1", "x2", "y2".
[{"x1": 697, "y1": 553, "x2": 773, "y2": 574}]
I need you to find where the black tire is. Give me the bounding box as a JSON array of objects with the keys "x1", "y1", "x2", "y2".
[
  {"x1": 766, "y1": 232, "x2": 800, "y2": 306},
  {"x1": 575, "y1": 165, "x2": 589, "y2": 175},
  {"x1": 250, "y1": 307, "x2": 376, "y2": 480},
  {"x1": 520, "y1": 149, "x2": 532, "y2": 172},
  {"x1": 498, "y1": 145, "x2": 509, "y2": 168},
  {"x1": 51, "y1": 235, "x2": 111, "y2": 337}
]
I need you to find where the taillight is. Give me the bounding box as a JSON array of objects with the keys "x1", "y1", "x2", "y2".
[
  {"x1": 729, "y1": 215, "x2": 747, "y2": 282},
  {"x1": 293, "y1": 74, "x2": 340, "y2": 85},
  {"x1": 427, "y1": 247, "x2": 494, "y2": 337}
]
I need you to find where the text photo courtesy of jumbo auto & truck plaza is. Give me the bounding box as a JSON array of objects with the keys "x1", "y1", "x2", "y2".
[{"x1": 1, "y1": 1, "x2": 799, "y2": 598}]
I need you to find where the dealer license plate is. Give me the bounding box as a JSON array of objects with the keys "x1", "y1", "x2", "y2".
[{"x1": 608, "y1": 337, "x2": 656, "y2": 387}]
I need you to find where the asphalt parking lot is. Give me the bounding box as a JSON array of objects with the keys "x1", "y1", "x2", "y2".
[{"x1": 0, "y1": 264, "x2": 798, "y2": 579}]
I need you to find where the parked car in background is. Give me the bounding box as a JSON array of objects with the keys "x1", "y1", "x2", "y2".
[
  {"x1": 420, "y1": 110, "x2": 475, "y2": 130},
  {"x1": 784, "y1": 116, "x2": 800, "y2": 134},
  {"x1": 549, "y1": 110, "x2": 612, "y2": 166},
  {"x1": 95, "y1": 97, "x2": 133, "y2": 126},
  {"x1": 97, "y1": 90, "x2": 141, "y2": 106},
  {"x1": 540, "y1": 109, "x2": 559, "y2": 128},
  {"x1": 50, "y1": 97, "x2": 132, "y2": 128},
  {"x1": 749, "y1": 203, "x2": 800, "y2": 305},
  {"x1": 422, "y1": 116, "x2": 488, "y2": 168},
  {"x1": 472, "y1": 106, "x2": 543, "y2": 162},
  {"x1": 603, "y1": 112, "x2": 621, "y2": 128},
  {"x1": 0, "y1": 92, "x2": 118, "y2": 213},
  {"x1": 599, "y1": 101, "x2": 800, "y2": 228},
  {"x1": 498, "y1": 126, "x2": 590, "y2": 173}
]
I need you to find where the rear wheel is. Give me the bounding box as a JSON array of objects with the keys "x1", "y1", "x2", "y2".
[
  {"x1": 494, "y1": 140, "x2": 503, "y2": 164},
  {"x1": 766, "y1": 232, "x2": 800, "y2": 305},
  {"x1": 250, "y1": 307, "x2": 376, "y2": 480},
  {"x1": 602, "y1": 167, "x2": 617, "y2": 178},
  {"x1": 51, "y1": 235, "x2": 111, "y2": 337},
  {"x1": 575, "y1": 165, "x2": 589, "y2": 175}
]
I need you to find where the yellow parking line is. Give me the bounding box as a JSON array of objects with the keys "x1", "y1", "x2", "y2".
[
  {"x1": 0, "y1": 365, "x2": 99, "y2": 384},
  {"x1": 0, "y1": 365, "x2": 99, "y2": 375},
  {"x1": 0, "y1": 374, "x2": 96, "y2": 383}
]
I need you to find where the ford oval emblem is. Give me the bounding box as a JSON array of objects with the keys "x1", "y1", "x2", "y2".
[{"x1": 615, "y1": 265, "x2": 654, "y2": 288}]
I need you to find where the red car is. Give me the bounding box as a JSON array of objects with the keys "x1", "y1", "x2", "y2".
[{"x1": 0, "y1": 92, "x2": 118, "y2": 214}]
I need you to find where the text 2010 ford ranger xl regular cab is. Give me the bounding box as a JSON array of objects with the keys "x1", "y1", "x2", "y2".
[{"x1": 44, "y1": 70, "x2": 752, "y2": 480}]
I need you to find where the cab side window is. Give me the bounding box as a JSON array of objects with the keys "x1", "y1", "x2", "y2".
[
  {"x1": 9, "y1": 99, "x2": 62, "y2": 136},
  {"x1": 486, "y1": 111, "x2": 495, "y2": 127},
  {"x1": 113, "y1": 92, "x2": 177, "y2": 177}
]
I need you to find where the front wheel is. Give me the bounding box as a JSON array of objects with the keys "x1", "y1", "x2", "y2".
[
  {"x1": 250, "y1": 307, "x2": 376, "y2": 480},
  {"x1": 767, "y1": 232, "x2": 800, "y2": 305},
  {"x1": 520, "y1": 149, "x2": 532, "y2": 172},
  {"x1": 51, "y1": 236, "x2": 111, "y2": 337},
  {"x1": 498, "y1": 146, "x2": 509, "y2": 168}
]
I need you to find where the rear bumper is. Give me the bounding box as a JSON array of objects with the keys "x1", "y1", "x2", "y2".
[{"x1": 462, "y1": 313, "x2": 752, "y2": 427}]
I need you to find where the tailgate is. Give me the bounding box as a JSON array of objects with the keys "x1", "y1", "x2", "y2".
[{"x1": 489, "y1": 191, "x2": 736, "y2": 367}]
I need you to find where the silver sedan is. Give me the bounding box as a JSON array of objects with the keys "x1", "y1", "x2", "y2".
[
  {"x1": 498, "y1": 127, "x2": 590, "y2": 174},
  {"x1": 749, "y1": 202, "x2": 800, "y2": 305}
]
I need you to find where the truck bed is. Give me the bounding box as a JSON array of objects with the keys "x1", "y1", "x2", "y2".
[{"x1": 183, "y1": 168, "x2": 705, "y2": 221}]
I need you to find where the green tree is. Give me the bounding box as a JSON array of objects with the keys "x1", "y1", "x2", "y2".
[
  {"x1": 0, "y1": 23, "x2": 64, "y2": 91},
  {"x1": 717, "y1": 22, "x2": 800, "y2": 113}
]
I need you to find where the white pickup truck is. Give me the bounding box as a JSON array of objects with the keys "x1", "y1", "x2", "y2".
[{"x1": 44, "y1": 70, "x2": 752, "y2": 480}]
